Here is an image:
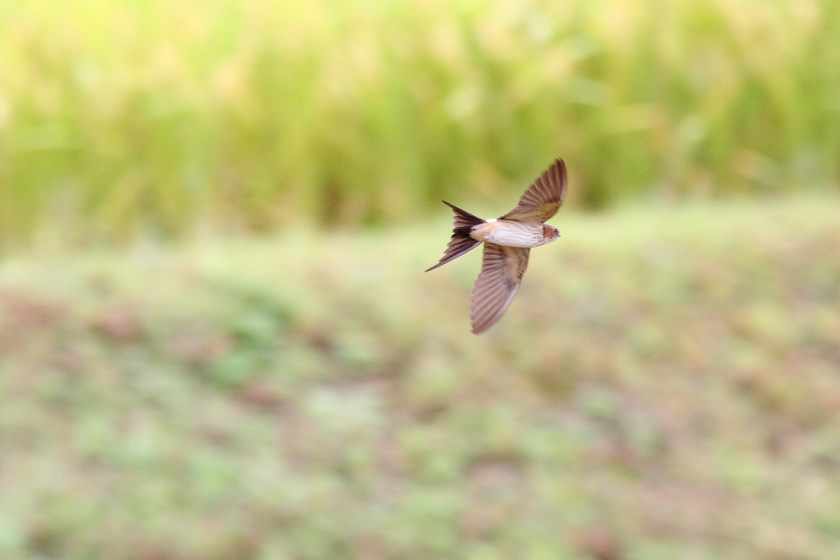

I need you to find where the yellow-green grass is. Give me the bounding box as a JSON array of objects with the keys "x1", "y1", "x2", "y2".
[
  {"x1": 2, "y1": 0, "x2": 840, "y2": 249},
  {"x1": 1, "y1": 195, "x2": 839, "y2": 559}
]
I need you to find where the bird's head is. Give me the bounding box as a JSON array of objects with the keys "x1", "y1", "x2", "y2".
[{"x1": 542, "y1": 224, "x2": 560, "y2": 241}]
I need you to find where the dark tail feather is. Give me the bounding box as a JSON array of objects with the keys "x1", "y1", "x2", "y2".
[
  {"x1": 425, "y1": 201, "x2": 484, "y2": 272},
  {"x1": 442, "y1": 200, "x2": 484, "y2": 232}
]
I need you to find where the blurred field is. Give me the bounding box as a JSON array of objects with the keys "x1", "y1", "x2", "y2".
[
  {"x1": 2, "y1": 0, "x2": 840, "y2": 248},
  {"x1": 1, "y1": 195, "x2": 839, "y2": 559},
  {"x1": 3, "y1": 0, "x2": 840, "y2": 557}
]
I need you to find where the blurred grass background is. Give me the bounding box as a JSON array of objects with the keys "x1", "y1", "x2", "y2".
[
  {"x1": 1, "y1": 0, "x2": 839, "y2": 248},
  {"x1": 2, "y1": 199, "x2": 840, "y2": 559},
  {"x1": 2, "y1": 0, "x2": 840, "y2": 559}
]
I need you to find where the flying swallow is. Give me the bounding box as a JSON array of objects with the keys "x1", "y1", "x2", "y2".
[{"x1": 426, "y1": 158, "x2": 568, "y2": 334}]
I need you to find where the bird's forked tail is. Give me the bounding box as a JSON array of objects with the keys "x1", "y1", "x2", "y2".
[{"x1": 425, "y1": 201, "x2": 485, "y2": 272}]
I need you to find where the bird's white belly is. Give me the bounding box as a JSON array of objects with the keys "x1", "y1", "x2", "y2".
[{"x1": 482, "y1": 220, "x2": 546, "y2": 248}]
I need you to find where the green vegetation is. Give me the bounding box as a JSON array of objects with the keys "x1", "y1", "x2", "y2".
[
  {"x1": 2, "y1": 0, "x2": 840, "y2": 248},
  {"x1": 2, "y1": 2, "x2": 839, "y2": 557},
  {"x1": 2, "y1": 196, "x2": 839, "y2": 559}
]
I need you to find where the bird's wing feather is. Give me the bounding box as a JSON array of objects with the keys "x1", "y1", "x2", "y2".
[
  {"x1": 499, "y1": 158, "x2": 567, "y2": 223},
  {"x1": 470, "y1": 243, "x2": 530, "y2": 334}
]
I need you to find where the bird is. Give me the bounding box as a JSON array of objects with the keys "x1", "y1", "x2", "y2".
[{"x1": 426, "y1": 158, "x2": 568, "y2": 334}]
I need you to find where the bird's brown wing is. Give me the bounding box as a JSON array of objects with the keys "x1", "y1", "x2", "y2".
[
  {"x1": 499, "y1": 158, "x2": 568, "y2": 223},
  {"x1": 470, "y1": 243, "x2": 530, "y2": 334}
]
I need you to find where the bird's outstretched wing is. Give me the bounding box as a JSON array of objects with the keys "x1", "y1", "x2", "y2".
[
  {"x1": 470, "y1": 243, "x2": 530, "y2": 334},
  {"x1": 499, "y1": 158, "x2": 567, "y2": 223}
]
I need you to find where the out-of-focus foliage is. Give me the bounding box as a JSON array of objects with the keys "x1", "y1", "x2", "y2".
[
  {"x1": 1, "y1": 196, "x2": 839, "y2": 559},
  {"x1": 1, "y1": 0, "x2": 839, "y2": 248}
]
